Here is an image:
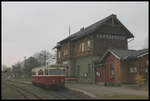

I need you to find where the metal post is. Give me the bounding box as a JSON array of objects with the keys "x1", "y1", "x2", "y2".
[{"x1": 44, "y1": 50, "x2": 46, "y2": 67}]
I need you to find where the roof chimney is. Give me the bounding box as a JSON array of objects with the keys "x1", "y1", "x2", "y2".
[
  {"x1": 80, "y1": 27, "x2": 84, "y2": 31},
  {"x1": 112, "y1": 14, "x2": 117, "y2": 18}
]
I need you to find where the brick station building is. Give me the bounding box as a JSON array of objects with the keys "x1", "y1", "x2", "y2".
[{"x1": 95, "y1": 48, "x2": 148, "y2": 85}]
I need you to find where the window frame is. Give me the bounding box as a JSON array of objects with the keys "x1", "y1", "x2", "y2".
[
  {"x1": 129, "y1": 67, "x2": 137, "y2": 73},
  {"x1": 110, "y1": 62, "x2": 115, "y2": 77}
]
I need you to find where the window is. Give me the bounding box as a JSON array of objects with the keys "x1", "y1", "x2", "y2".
[
  {"x1": 109, "y1": 35, "x2": 112, "y2": 39},
  {"x1": 146, "y1": 60, "x2": 149, "y2": 66},
  {"x1": 38, "y1": 69, "x2": 43, "y2": 75},
  {"x1": 58, "y1": 51, "x2": 61, "y2": 59},
  {"x1": 96, "y1": 72, "x2": 100, "y2": 77},
  {"x1": 64, "y1": 48, "x2": 68, "y2": 56},
  {"x1": 87, "y1": 40, "x2": 91, "y2": 50},
  {"x1": 32, "y1": 72, "x2": 36, "y2": 75},
  {"x1": 110, "y1": 63, "x2": 115, "y2": 77},
  {"x1": 48, "y1": 69, "x2": 65, "y2": 75},
  {"x1": 99, "y1": 34, "x2": 102, "y2": 38},
  {"x1": 129, "y1": 67, "x2": 137, "y2": 73},
  {"x1": 103, "y1": 35, "x2": 105, "y2": 38},
  {"x1": 45, "y1": 69, "x2": 48, "y2": 75},
  {"x1": 145, "y1": 68, "x2": 148, "y2": 73},
  {"x1": 130, "y1": 68, "x2": 134, "y2": 72},
  {"x1": 88, "y1": 64, "x2": 91, "y2": 74},
  {"x1": 76, "y1": 65, "x2": 80, "y2": 77},
  {"x1": 106, "y1": 35, "x2": 108, "y2": 39},
  {"x1": 81, "y1": 42, "x2": 85, "y2": 52},
  {"x1": 97, "y1": 34, "x2": 99, "y2": 38}
]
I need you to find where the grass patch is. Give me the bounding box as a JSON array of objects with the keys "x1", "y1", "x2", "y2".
[{"x1": 96, "y1": 94, "x2": 148, "y2": 99}]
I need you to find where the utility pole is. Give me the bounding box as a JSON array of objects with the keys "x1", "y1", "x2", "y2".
[
  {"x1": 69, "y1": 25, "x2": 71, "y2": 57},
  {"x1": 44, "y1": 50, "x2": 47, "y2": 67}
]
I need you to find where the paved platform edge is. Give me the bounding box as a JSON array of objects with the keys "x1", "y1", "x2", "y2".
[{"x1": 68, "y1": 87, "x2": 97, "y2": 98}]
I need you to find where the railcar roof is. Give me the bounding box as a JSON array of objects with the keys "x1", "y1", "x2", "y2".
[{"x1": 32, "y1": 64, "x2": 66, "y2": 71}]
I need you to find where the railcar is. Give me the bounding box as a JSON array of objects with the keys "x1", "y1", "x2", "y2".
[{"x1": 32, "y1": 64, "x2": 66, "y2": 87}]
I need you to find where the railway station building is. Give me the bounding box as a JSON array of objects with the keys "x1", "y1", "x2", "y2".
[{"x1": 54, "y1": 14, "x2": 137, "y2": 83}]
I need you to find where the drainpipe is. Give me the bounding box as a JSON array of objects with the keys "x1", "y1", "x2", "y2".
[{"x1": 92, "y1": 59, "x2": 96, "y2": 84}]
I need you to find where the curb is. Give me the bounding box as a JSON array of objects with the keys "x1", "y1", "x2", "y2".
[{"x1": 69, "y1": 87, "x2": 97, "y2": 98}]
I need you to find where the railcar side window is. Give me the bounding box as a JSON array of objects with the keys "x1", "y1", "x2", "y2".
[
  {"x1": 38, "y1": 69, "x2": 43, "y2": 75},
  {"x1": 48, "y1": 69, "x2": 65, "y2": 75},
  {"x1": 45, "y1": 69, "x2": 48, "y2": 75},
  {"x1": 48, "y1": 69, "x2": 53, "y2": 75},
  {"x1": 32, "y1": 72, "x2": 36, "y2": 75}
]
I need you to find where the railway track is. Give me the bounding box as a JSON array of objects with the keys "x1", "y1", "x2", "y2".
[
  {"x1": 7, "y1": 79, "x2": 91, "y2": 99},
  {"x1": 5, "y1": 80, "x2": 43, "y2": 99}
]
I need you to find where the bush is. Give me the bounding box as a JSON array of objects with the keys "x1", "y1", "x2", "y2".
[{"x1": 136, "y1": 74, "x2": 145, "y2": 87}]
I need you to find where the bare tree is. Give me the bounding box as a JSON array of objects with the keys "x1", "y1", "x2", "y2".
[{"x1": 33, "y1": 50, "x2": 56, "y2": 66}]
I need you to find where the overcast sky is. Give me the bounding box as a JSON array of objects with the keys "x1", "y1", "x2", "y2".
[{"x1": 2, "y1": 2, "x2": 149, "y2": 67}]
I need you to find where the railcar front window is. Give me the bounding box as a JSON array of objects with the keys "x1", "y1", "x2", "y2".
[{"x1": 48, "y1": 69, "x2": 65, "y2": 75}]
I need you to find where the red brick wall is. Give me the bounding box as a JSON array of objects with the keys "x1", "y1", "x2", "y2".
[
  {"x1": 137, "y1": 55, "x2": 148, "y2": 81},
  {"x1": 104, "y1": 52, "x2": 121, "y2": 83},
  {"x1": 120, "y1": 54, "x2": 148, "y2": 83},
  {"x1": 121, "y1": 60, "x2": 137, "y2": 83}
]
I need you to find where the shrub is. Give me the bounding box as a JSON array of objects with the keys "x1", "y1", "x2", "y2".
[{"x1": 136, "y1": 74, "x2": 145, "y2": 87}]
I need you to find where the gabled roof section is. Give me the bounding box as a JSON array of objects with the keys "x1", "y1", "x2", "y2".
[
  {"x1": 58, "y1": 14, "x2": 134, "y2": 44},
  {"x1": 100, "y1": 48, "x2": 149, "y2": 62}
]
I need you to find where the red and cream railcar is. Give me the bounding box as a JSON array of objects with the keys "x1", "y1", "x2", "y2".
[{"x1": 32, "y1": 64, "x2": 66, "y2": 87}]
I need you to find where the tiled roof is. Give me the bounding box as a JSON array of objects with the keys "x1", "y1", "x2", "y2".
[
  {"x1": 58, "y1": 14, "x2": 134, "y2": 44},
  {"x1": 109, "y1": 48, "x2": 149, "y2": 60}
]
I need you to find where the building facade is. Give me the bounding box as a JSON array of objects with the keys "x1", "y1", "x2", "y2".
[
  {"x1": 54, "y1": 14, "x2": 134, "y2": 83},
  {"x1": 96, "y1": 48, "x2": 148, "y2": 85}
]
